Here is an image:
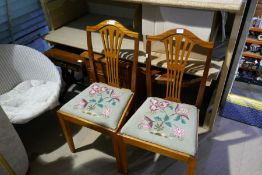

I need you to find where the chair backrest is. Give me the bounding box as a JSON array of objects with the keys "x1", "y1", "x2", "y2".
[
  {"x1": 0, "y1": 44, "x2": 61, "y2": 95},
  {"x1": 86, "y1": 20, "x2": 139, "y2": 92},
  {"x1": 146, "y1": 29, "x2": 213, "y2": 108}
]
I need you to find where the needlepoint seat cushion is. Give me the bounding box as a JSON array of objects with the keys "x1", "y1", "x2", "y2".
[
  {"x1": 121, "y1": 97, "x2": 198, "y2": 156},
  {"x1": 59, "y1": 83, "x2": 133, "y2": 129}
]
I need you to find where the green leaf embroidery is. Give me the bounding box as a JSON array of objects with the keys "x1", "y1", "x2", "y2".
[
  {"x1": 164, "y1": 115, "x2": 169, "y2": 121},
  {"x1": 154, "y1": 123, "x2": 164, "y2": 131},
  {"x1": 107, "y1": 99, "x2": 113, "y2": 103},
  {"x1": 112, "y1": 101, "x2": 116, "y2": 106},
  {"x1": 87, "y1": 105, "x2": 95, "y2": 110},
  {"x1": 165, "y1": 122, "x2": 172, "y2": 127},
  {"x1": 168, "y1": 105, "x2": 173, "y2": 110},
  {"x1": 175, "y1": 116, "x2": 180, "y2": 121},
  {"x1": 154, "y1": 116, "x2": 162, "y2": 121},
  {"x1": 181, "y1": 119, "x2": 186, "y2": 124},
  {"x1": 89, "y1": 99, "x2": 96, "y2": 103},
  {"x1": 97, "y1": 104, "x2": 103, "y2": 108},
  {"x1": 98, "y1": 97, "x2": 103, "y2": 103}
]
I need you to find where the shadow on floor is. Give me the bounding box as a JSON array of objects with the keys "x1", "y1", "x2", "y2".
[{"x1": 14, "y1": 108, "x2": 82, "y2": 160}]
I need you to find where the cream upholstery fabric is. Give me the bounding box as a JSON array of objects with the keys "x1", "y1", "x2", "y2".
[{"x1": 0, "y1": 44, "x2": 61, "y2": 124}]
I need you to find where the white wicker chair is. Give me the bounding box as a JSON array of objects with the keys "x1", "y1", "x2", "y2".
[
  {"x1": 0, "y1": 106, "x2": 28, "y2": 175},
  {"x1": 0, "y1": 44, "x2": 61, "y2": 124}
]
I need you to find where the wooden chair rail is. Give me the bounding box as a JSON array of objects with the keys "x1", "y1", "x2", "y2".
[
  {"x1": 57, "y1": 111, "x2": 115, "y2": 136},
  {"x1": 146, "y1": 28, "x2": 214, "y2": 49},
  {"x1": 120, "y1": 134, "x2": 192, "y2": 162},
  {"x1": 86, "y1": 20, "x2": 139, "y2": 39}
]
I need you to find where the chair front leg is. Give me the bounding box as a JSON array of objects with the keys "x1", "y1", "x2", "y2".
[
  {"x1": 112, "y1": 135, "x2": 122, "y2": 173},
  {"x1": 119, "y1": 137, "x2": 128, "y2": 175},
  {"x1": 187, "y1": 158, "x2": 196, "y2": 175},
  {"x1": 57, "y1": 115, "x2": 76, "y2": 153}
]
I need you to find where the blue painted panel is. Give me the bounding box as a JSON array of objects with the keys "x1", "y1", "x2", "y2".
[
  {"x1": 0, "y1": 22, "x2": 8, "y2": 32},
  {"x1": 0, "y1": 30, "x2": 11, "y2": 40},
  {"x1": 0, "y1": 0, "x2": 49, "y2": 46}
]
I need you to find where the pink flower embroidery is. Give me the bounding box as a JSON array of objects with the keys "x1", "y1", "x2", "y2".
[
  {"x1": 78, "y1": 99, "x2": 88, "y2": 109},
  {"x1": 172, "y1": 127, "x2": 185, "y2": 138},
  {"x1": 150, "y1": 98, "x2": 159, "y2": 105},
  {"x1": 150, "y1": 105, "x2": 159, "y2": 112},
  {"x1": 149, "y1": 98, "x2": 169, "y2": 112},
  {"x1": 92, "y1": 84, "x2": 100, "y2": 92},
  {"x1": 138, "y1": 116, "x2": 153, "y2": 129},
  {"x1": 110, "y1": 90, "x2": 121, "y2": 101},
  {"x1": 89, "y1": 84, "x2": 101, "y2": 95},
  {"x1": 101, "y1": 87, "x2": 108, "y2": 92},
  {"x1": 158, "y1": 101, "x2": 169, "y2": 109},
  {"x1": 175, "y1": 104, "x2": 189, "y2": 120},
  {"x1": 89, "y1": 89, "x2": 96, "y2": 96},
  {"x1": 101, "y1": 107, "x2": 112, "y2": 118},
  {"x1": 74, "y1": 98, "x2": 88, "y2": 110}
]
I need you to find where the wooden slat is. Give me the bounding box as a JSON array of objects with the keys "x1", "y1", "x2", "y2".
[
  {"x1": 246, "y1": 38, "x2": 262, "y2": 45},
  {"x1": 249, "y1": 27, "x2": 262, "y2": 32},
  {"x1": 243, "y1": 51, "x2": 262, "y2": 60},
  {"x1": 239, "y1": 66, "x2": 262, "y2": 73},
  {"x1": 45, "y1": 48, "x2": 84, "y2": 65}
]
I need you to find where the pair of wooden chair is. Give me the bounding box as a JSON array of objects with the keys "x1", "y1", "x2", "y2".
[{"x1": 57, "y1": 20, "x2": 213, "y2": 175}]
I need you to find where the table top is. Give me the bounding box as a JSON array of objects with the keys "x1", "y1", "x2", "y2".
[{"x1": 113, "y1": 0, "x2": 244, "y2": 12}]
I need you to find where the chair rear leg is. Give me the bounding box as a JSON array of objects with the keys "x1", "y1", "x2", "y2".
[
  {"x1": 58, "y1": 116, "x2": 76, "y2": 153},
  {"x1": 187, "y1": 158, "x2": 196, "y2": 175}
]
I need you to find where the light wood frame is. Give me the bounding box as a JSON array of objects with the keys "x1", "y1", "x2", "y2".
[
  {"x1": 118, "y1": 28, "x2": 213, "y2": 175},
  {"x1": 0, "y1": 153, "x2": 15, "y2": 175},
  {"x1": 57, "y1": 20, "x2": 139, "y2": 173}
]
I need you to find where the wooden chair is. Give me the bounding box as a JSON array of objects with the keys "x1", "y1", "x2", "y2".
[
  {"x1": 118, "y1": 28, "x2": 213, "y2": 175},
  {"x1": 56, "y1": 20, "x2": 139, "y2": 172}
]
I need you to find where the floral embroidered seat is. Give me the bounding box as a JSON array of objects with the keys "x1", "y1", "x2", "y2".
[
  {"x1": 121, "y1": 97, "x2": 198, "y2": 155},
  {"x1": 60, "y1": 83, "x2": 133, "y2": 129}
]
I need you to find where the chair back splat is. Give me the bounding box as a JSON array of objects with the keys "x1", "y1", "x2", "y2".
[
  {"x1": 146, "y1": 29, "x2": 213, "y2": 108},
  {"x1": 86, "y1": 20, "x2": 139, "y2": 92}
]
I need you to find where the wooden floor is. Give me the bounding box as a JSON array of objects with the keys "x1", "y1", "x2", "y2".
[{"x1": 15, "y1": 109, "x2": 262, "y2": 175}]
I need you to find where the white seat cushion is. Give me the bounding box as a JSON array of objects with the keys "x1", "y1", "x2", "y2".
[{"x1": 0, "y1": 80, "x2": 60, "y2": 124}]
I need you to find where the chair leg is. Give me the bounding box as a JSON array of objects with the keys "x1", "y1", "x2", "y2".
[
  {"x1": 119, "y1": 139, "x2": 128, "y2": 175},
  {"x1": 112, "y1": 135, "x2": 123, "y2": 173},
  {"x1": 58, "y1": 116, "x2": 76, "y2": 153},
  {"x1": 187, "y1": 158, "x2": 196, "y2": 175}
]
